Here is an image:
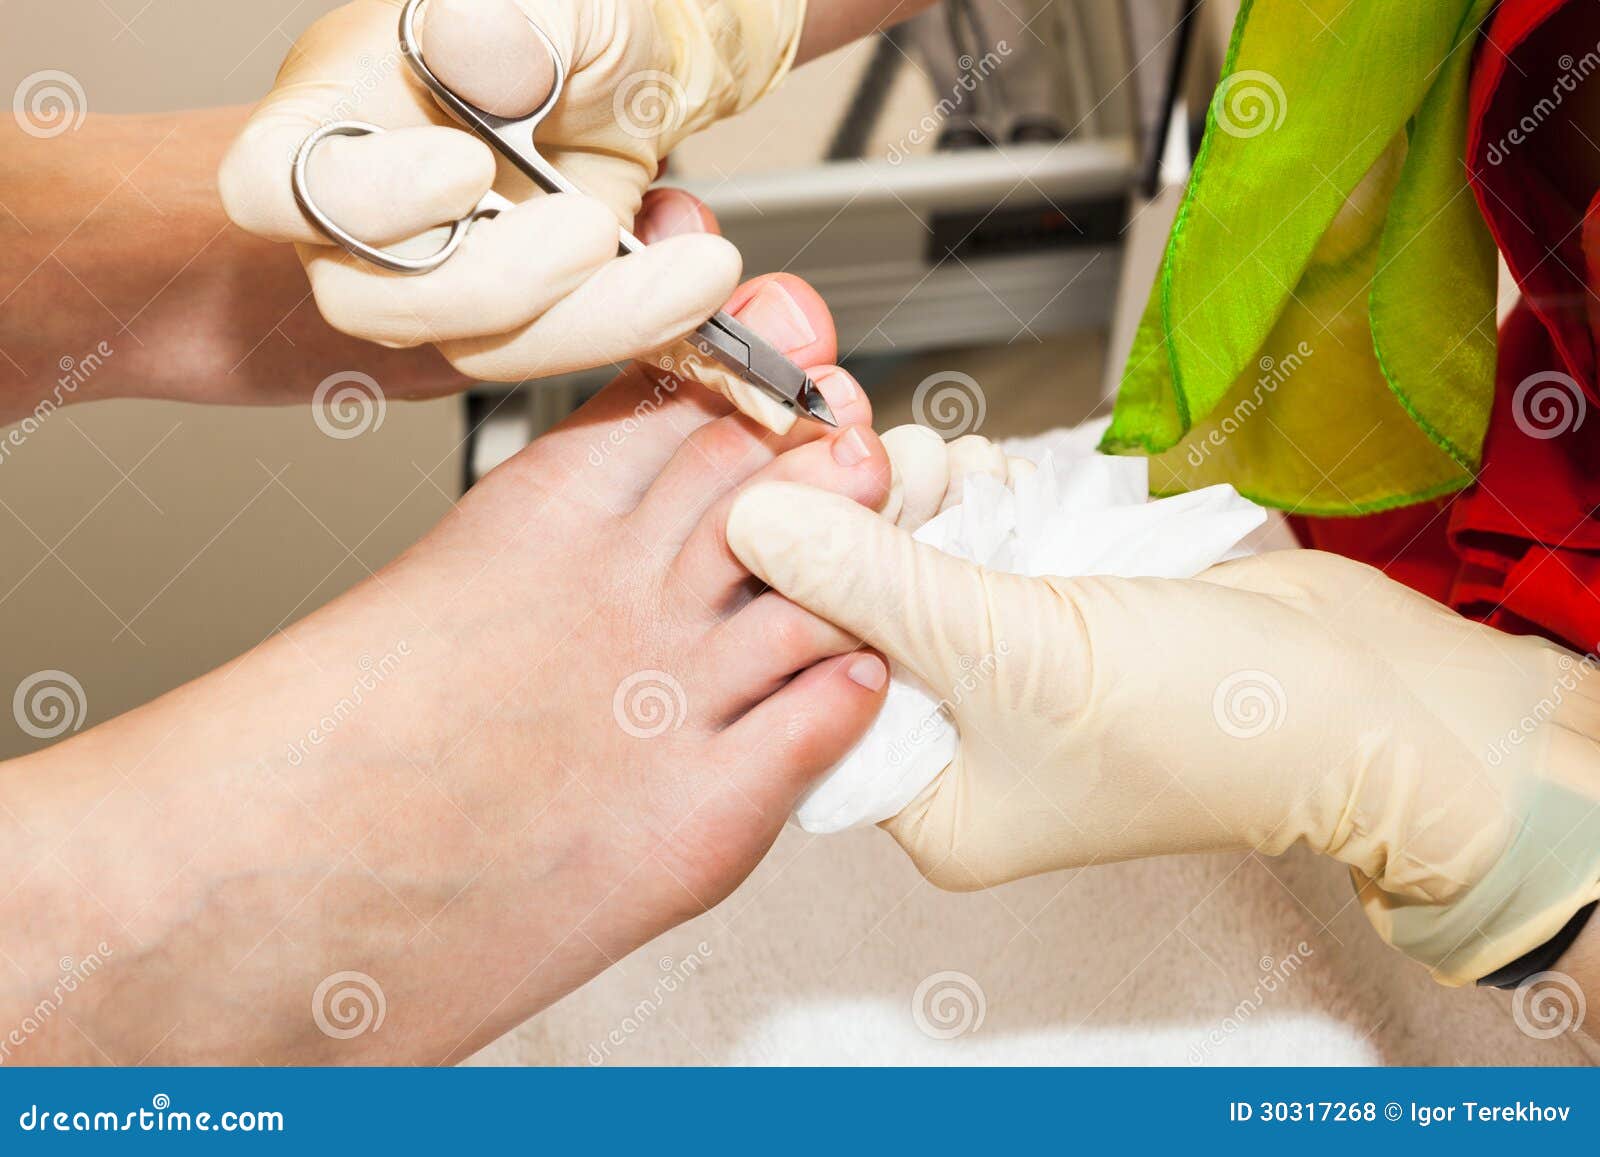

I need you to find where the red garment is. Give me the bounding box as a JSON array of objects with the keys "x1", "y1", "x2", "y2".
[{"x1": 1294, "y1": 0, "x2": 1600, "y2": 655}]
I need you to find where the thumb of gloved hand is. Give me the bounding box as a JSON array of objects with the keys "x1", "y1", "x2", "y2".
[
  {"x1": 727, "y1": 481, "x2": 1019, "y2": 696},
  {"x1": 726, "y1": 480, "x2": 1095, "y2": 889}
]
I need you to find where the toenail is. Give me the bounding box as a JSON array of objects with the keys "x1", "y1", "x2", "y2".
[
  {"x1": 814, "y1": 367, "x2": 863, "y2": 419},
  {"x1": 847, "y1": 654, "x2": 888, "y2": 691},
  {"x1": 636, "y1": 193, "x2": 706, "y2": 242},
  {"x1": 738, "y1": 281, "x2": 817, "y2": 354},
  {"x1": 832, "y1": 427, "x2": 871, "y2": 467}
]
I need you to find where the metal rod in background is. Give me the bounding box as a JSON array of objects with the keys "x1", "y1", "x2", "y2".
[{"x1": 1139, "y1": 0, "x2": 1201, "y2": 199}]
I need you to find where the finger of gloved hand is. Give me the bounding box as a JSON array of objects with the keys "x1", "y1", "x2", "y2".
[
  {"x1": 302, "y1": 192, "x2": 622, "y2": 346},
  {"x1": 1006, "y1": 455, "x2": 1036, "y2": 487},
  {"x1": 218, "y1": 0, "x2": 452, "y2": 244},
  {"x1": 223, "y1": 113, "x2": 458, "y2": 245},
  {"x1": 421, "y1": 0, "x2": 558, "y2": 118},
  {"x1": 634, "y1": 187, "x2": 719, "y2": 243},
  {"x1": 726, "y1": 481, "x2": 996, "y2": 686},
  {"x1": 439, "y1": 231, "x2": 742, "y2": 379},
  {"x1": 879, "y1": 424, "x2": 950, "y2": 529},
  {"x1": 536, "y1": 146, "x2": 659, "y2": 226},
  {"x1": 303, "y1": 126, "x2": 498, "y2": 245}
]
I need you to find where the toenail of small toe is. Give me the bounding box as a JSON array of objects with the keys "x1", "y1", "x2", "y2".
[
  {"x1": 847, "y1": 654, "x2": 888, "y2": 691},
  {"x1": 738, "y1": 281, "x2": 817, "y2": 354},
  {"x1": 832, "y1": 427, "x2": 870, "y2": 467},
  {"x1": 814, "y1": 367, "x2": 863, "y2": 420}
]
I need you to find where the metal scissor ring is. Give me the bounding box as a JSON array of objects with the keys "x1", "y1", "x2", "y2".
[{"x1": 290, "y1": 120, "x2": 498, "y2": 275}]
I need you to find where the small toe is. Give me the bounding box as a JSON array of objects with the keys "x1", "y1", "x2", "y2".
[
  {"x1": 715, "y1": 652, "x2": 889, "y2": 803},
  {"x1": 696, "y1": 593, "x2": 861, "y2": 727}
]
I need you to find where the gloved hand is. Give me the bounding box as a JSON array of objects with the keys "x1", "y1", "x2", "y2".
[
  {"x1": 727, "y1": 462, "x2": 1600, "y2": 986},
  {"x1": 219, "y1": 0, "x2": 806, "y2": 428},
  {"x1": 876, "y1": 424, "x2": 1036, "y2": 527}
]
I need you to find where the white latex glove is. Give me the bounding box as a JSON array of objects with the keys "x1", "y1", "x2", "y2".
[
  {"x1": 877, "y1": 424, "x2": 1036, "y2": 528},
  {"x1": 219, "y1": 0, "x2": 806, "y2": 428},
  {"x1": 727, "y1": 473, "x2": 1600, "y2": 986}
]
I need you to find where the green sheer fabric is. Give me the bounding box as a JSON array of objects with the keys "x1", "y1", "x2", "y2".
[{"x1": 1101, "y1": 0, "x2": 1499, "y2": 514}]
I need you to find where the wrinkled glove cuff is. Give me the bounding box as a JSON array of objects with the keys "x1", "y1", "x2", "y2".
[
  {"x1": 1478, "y1": 901, "x2": 1598, "y2": 990},
  {"x1": 656, "y1": 0, "x2": 807, "y2": 149}
]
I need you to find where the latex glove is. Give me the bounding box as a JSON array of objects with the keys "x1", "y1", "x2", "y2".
[
  {"x1": 727, "y1": 476, "x2": 1600, "y2": 986},
  {"x1": 219, "y1": 0, "x2": 806, "y2": 429},
  {"x1": 877, "y1": 425, "x2": 1036, "y2": 527}
]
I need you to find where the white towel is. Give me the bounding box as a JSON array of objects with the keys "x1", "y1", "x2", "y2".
[{"x1": 793, "y1": 419, "x2": 1266, "y2": 834}]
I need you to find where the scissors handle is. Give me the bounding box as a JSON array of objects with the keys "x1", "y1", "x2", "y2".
[
  {"x1": 391, "y1": 0, "x2": 831, "y2": 424},
  {"x1": 397, "y1": 0, "x2": 649, "y2": 260}
]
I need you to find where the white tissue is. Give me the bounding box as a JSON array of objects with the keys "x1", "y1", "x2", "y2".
[{"x1": 792, "y1": 423, "x2": 1269, "y2": 835}]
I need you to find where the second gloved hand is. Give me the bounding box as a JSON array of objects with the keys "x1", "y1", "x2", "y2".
[
  {"x1": 219, "y1": 0, "x2": 805, "y2": 424},
  {"x1": 726, "y1": 472, "x2": 1600, "y2": 986}
]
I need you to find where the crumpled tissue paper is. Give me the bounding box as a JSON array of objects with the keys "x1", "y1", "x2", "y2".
[{"x1": 793, "y1": 423, "x2": 1269, "y2": 834}]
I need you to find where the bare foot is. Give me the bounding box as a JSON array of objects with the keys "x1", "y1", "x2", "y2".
[{"x1": 0, "y1": 275, "x2": 891, "y2": 1064}]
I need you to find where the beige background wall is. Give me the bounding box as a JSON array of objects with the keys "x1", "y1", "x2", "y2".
[{"x1": 1, "y1": 0, "x2": 461, "y2": 757}]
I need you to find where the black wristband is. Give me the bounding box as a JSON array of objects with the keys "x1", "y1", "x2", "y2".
[{"x1": 1478, "y1": 901, "x2": 1598, "y2": 990}]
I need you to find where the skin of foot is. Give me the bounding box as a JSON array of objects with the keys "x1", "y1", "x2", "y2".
[{"x1": 0, "y1": 274, "x2": 890, "y2": 1065}]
